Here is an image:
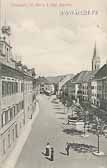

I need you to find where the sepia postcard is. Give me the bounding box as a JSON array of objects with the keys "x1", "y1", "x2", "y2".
[{"x1": 0, "y1": 0, "x2": 107, "y2": 168}]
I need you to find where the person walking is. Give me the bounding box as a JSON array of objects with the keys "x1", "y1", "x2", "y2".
[
  {"x1": 45, "y1": 142, "x2": 50, "y2": 156},
  {"x1": 50, "y1": 147, "x2": 54, "y2": 161},
  {"x1": 65, "y1": 142, "x2": 70, "y2": 156}
]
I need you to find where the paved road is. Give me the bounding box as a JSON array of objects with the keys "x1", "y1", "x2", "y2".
[{"x1": 15, "y1": 95, "x2": 107, "y2": 168}]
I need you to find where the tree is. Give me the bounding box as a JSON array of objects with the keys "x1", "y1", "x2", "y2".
[{"x1": 93, "y1": 117, "x2": 105, "y2": 155}]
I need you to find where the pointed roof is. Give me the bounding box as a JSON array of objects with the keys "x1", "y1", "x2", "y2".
[
  {"x1": 94, "y1": 64, "x2": 107, "y2": 80},
  {"x1": 93, "y1": 42, "x2": 96, "y2": 59},
  {"x1": 92, "y1": 41, "x2": 100, "y2": 60}
]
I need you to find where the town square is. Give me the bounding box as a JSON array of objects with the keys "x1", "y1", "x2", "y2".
[{"x1": 0, "y1": 0, "x2": 107, "y2": 168}]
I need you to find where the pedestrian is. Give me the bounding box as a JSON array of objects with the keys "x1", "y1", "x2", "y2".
[
  {"x1": 45, "y1": 142, "x2": 50, "y2": 156},
  {"x1": 65, "y1": 142, "x2": 70, "y2": 156},
  {"x1": 50, "y1": 147, "x2": 54, "y2": 161}
]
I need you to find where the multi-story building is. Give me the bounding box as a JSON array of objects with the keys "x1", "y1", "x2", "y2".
[
  {"x1": 93, "y1": 64, "x2": 107, "y2": 111},
  {"x1": 70, "y1": 71, "x2": 92, "y2": 103},
  {"x1": 44, "y1": 82, "x2": 55, "y2": 95},
  {"x1": 60, "y1": 71, "x2": 92, "y2": 105},
  {"x1": 90, "y1": 42, "x2": 101, "y2": 107},
  {"x1": 59, "y1": 42, "x2": 101, "y2": 107},
  {"x1": 0, "y1": 25, "x2": 36, "y2": 161}
]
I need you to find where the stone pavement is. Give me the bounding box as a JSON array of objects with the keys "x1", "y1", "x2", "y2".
[
  {"x1": 15, "y1": 95, "x2": 107, "y2": 168},
  {"x1": 1, "y1": 102, "x2": 40, "y2": 168}
]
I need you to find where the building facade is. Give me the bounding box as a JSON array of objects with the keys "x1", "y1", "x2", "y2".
[
  {"x1": 0, "y1": 25, "x2": 36, "y2": 162},
  {"x1": 91, "y1": 80, "x2": 98, "y2": 106},
  {"x1": 93, "y1": 64, "x2": 107, "y2": 111},
  {"x1": 44, "y1": 83, "x2": 55, "y2": 95}
]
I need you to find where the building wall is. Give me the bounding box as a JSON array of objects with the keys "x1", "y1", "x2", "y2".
[
  {"x1": 100, "y1": 78, "x2": 107, "y2": 111},
  {"x1": 90, "y1": 78, "x2": 107, "y2": 111},
  {"x1": 24, "y1": 76, "x2": 33, "y2": 122},
  {"x1": 0, "y1": 64, "x2": 25, "y2": 161},
  {"x1": 0, "y1": 27, "x2": 36, "y2": 162},
  {"x1": 44, "y1": 84, "x2": 54, "y2": 95},
  {"x1": 82, "y1": 82, "x2": 89, "y2": 101},
  {"x1": 91, "y1": 80, "x2": 97, "y2": 106},
  {"x1": 97, "y1": 80, "x2": 102, "y2": 107}
]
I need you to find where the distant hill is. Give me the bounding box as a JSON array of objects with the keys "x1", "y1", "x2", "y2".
[
  {"x1": 46, "y1": 75, "x2": 65, "y2": 84},
  {"x1": 36, "y1": 76, "x2": 49, "y2": 85},
  {"x1": 46, "y1": 74, "x2": 74, "y2": 84}
]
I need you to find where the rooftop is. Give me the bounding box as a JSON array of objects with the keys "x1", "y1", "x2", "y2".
[
  {"x1": 72, "y1": 71, "x2": 94, "y2": 83},
  {"x1": 94, "y1": 64, "x2": 107, "y2": 80}
]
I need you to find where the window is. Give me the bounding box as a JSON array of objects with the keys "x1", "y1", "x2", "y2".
[
  {"x1": 12, "y1": 82, "x2": 14, "y2": 94},
  {"x1": 22, "y1": 101, "x2": 24, "y2": 109},
  {"x1": 16, "y1": 82, "x2": 18, "y2": 93},
  {"x1": 8, "y1": 134, "x2": 11, "y2": 147},
  {"x1": 2, "y1": 81, "x2": 5, "y2": 96},
  {"x1": 17, "y1": 104, "x2": 20, "y2": 113},
  {"x1": 7, "y1": 82, "x2": 11, "y2": 95},
  {"x1": 10, "y1": 108, "x2": 13, "y2": 120},
  {"x1": 13, "y1": 106, "x2": 16, "y2": 116},
  {"x1": 12, "y1": 129, "x2": 14, "y2": 142},
  {"x1": 0, "y1": 42, "x2": 6, "y2": 56},
  {"x1": 2, "y1": 110, "x2": 10, "y2": 127},
  {"x1": 15, "y1": 124, "x2": 18, "y2": 138},
  {"x1": 21, "y1": 83, "x2": 24, "y2": 92},
  {"x1": 20, "y1": 101, "x2": 24, "y2": 110},
  {"x1": 8, "y1": 109, "x2": 11, "y2": 122},
  {"x1": 5, "y1": 111, "x2": 8, "y2": 124},
  {"x1": 2, "y1": 81, "x2": 19, "y2": 96},
  {"x1": 3, "y1": 139, "x2": 6, "y2": 154},
  {"x1": 2, "y1": 112, "x2": 6, "y2": 127}
]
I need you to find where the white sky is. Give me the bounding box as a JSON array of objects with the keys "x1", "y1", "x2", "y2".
[{"x1": 1, "y1": 0, "x2": 107, "y2": 76}]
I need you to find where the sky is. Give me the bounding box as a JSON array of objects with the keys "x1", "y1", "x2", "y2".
[{"x1": 1, "y1": 0, "x2": 107, "y2": 76}]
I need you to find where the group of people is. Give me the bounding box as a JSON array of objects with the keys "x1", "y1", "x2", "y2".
[{"x1": 43, "y1": 142, "x2": 70, "y2": 161}]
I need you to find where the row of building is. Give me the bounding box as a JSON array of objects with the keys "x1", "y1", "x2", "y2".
[
  {"x1": 0, "y1": 25, "x2": 38, "y2": 162},
  {"x1": 58, "y1": 43, "x2": 107, "y2": 112}
]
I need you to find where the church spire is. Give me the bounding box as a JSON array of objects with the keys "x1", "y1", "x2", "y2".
[
  {"x1": 93, "y1": 42, "x2": 96, "y2": 58},
  {"x1": 92, "y1": 41, "x2": 100, "y2": 72}
]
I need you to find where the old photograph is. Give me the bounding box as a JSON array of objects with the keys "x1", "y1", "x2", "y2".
[{"x1": 0, "y1": 0, "x2": 107, "y2": 168}]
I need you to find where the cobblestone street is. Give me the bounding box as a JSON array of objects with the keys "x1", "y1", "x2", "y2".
[{"x1": 15, "y1": 95, "x2": 107, "y2": 168}]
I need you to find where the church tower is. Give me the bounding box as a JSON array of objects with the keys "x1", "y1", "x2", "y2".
[{"x1": 92, "y1": 42, "x2": 100, "y2": 72}]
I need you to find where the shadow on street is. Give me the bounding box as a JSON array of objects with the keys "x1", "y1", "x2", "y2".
[
  {"x1": 58, "y1": 117, "x2": 65, "y2": 120},
  {"x1": 63, "y1": 128, "x2": 83, "y2": 136},
  {"x1": 60, "y1": 152, "x2": 67, "y2": 155},
  {"x1": 54, "y1": 107, "x2": 63, "y2": 110},
  {"x1": 69, "y1": 143, "x2": 97, "y2": 153},
  {"x1": 56, "y1": 112, "x2": 65, "y2": 115}
]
